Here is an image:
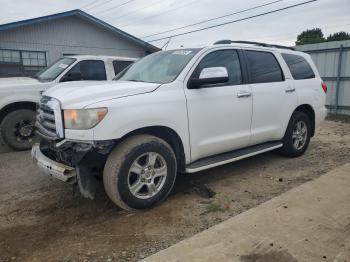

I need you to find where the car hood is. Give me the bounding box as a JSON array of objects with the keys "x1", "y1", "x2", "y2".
[
  {"x1": 44, "y1": 81, "x2": 161, "y2": 108},
  {"x1": 0, "y1": 77, "x2": 42, "y2": 87}
]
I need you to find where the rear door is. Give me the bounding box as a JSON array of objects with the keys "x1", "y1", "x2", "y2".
[
  {"x1": 245, "y1": 50, "x2": 298, "y2": 145},
  {"x1": 184, "y1": 48, "x2": 252, "y2": 162}
]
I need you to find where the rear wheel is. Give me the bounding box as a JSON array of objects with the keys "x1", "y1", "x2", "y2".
[
  {"x1": 103, "y1": 135, "x2": 177, "y2": 211},
  {"x1": 1, "y1": 109, "x2": 39, "y2": 151},
  {"x1": 280, "y1": 111, "x2": 311, "y2": 157}
]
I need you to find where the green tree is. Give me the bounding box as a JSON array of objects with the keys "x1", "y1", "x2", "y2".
[
  {"x1": 327, "y1": 31, "x2": 350, "y2": 42},
  {"x1": 295, "y1": 28, "x2": 325, "y2": 45}
]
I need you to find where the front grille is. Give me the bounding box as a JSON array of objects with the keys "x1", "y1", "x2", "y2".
[{"x1": 36, "y1": 96, "x2": 64, "y2": 140}]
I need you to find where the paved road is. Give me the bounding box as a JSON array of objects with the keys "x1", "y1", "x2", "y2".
[{"x1": 145, "y1": 163, "x2": 350, "y2": 262}]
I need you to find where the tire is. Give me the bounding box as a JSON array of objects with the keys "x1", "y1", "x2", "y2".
[
  {"x1": 103, "y1": 135, "x2": 177, "y2": 211},
  {"x1": 0, "y1": 109, "x2": 39, "y2": 151},
  {"x1": 280, "y1": 111, "x2": 311, "y2": 157}
]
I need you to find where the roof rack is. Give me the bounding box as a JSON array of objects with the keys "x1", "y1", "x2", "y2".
[{"x1": 213, "y1": 40, "x2": 295, "y2": 50}]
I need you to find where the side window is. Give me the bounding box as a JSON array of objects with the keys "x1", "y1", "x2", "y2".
[
  {"x1": 282, "y1": 53, "x2": 315, "y2": 80},
  {"x1": 62, "y1": 60, "x2": 107, "y2": 82},
  {"x1": 113, "y1": 60, "x2": 134, "y2": 75},
  {"x1": 192, "y1": 49, "x2": 242, "y2": 86},
  {"x1": 245, "y1": 51, "x2": 284, "y2": 83}
]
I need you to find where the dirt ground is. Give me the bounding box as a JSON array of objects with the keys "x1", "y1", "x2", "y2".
[
  {"x1": 0, "y1": 120, "x2": 349, "y2": 262},
  {"x1": 0, "y1": 134, "x2": 11, "y2": 154}
]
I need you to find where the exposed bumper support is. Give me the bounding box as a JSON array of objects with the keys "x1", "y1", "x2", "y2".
[{"x1": 31, "y1": 143, "x2": 77, "y2": 183}]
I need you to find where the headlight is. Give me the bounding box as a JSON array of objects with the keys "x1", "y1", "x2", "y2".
[{"x1": 64, "y1": 108, "x2": 108, "y2": 130}]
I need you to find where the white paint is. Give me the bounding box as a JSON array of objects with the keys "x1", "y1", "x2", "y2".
[
  {"x1": 43, "y1": 43, "x2": 327, "y2": 169},
  {"x1": 0, "y1": 55, "x2": 137, "y2": 112}
]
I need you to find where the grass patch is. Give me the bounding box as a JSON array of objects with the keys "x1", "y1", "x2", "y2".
[{"x1": 203, "y1": 202, "x2": 225, "y2": 214}]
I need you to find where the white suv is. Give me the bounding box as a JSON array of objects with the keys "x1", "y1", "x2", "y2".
[{"x1": 32, "y1": 41, "x2": 327, "y2": 211}]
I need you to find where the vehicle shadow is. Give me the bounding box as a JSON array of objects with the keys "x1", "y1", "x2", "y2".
[{"x1": 90, "y1": 150, "x2": 282, "y2": 210}]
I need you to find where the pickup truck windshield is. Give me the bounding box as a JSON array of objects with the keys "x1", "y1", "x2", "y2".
[
  {"x1": 36, "y1": 57, "x2": 76, "y2": 81},
  {"x1": 114, "y1": 49, "x2": 200, "y2": 84}
]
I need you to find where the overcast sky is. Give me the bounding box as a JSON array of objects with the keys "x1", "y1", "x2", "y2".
[{"x1": 1, "y1": 0, "x2": 349, "y2": 49}]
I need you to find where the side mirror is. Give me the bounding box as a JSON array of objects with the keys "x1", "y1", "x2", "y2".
[
  {"x1": 188, "y1": 67, "x2": 229, "y2": 89},
  {"x1": 61, "y1": 72, "x2": 82, "y2": 82}
]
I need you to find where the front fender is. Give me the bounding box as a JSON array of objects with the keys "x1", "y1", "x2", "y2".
[
  {"x1": 0, "y1": 95, "x2": 39, "y2": 111},
  {"x1": 77, "y1": 86, "x2": 191, "y2": 164}
]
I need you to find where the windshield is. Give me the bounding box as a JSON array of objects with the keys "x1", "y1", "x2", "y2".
[
  {"x1": 114, "y1": 49, "x2": 200, "y2": 84},
  {"x1": 36, "y1": 57, "x2": 76, "y2": 81}
]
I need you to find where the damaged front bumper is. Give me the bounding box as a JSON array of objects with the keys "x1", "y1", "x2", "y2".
[{"x1": 31, "y1": 143, "x2": 77, "y2": 183}]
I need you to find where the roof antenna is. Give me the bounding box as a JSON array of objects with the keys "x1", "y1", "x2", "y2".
[{"x1": 161, "y1": 37, "x2": 172, "y2": 50}]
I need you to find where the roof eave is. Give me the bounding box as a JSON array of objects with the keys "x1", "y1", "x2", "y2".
[{"x1": 0, "y1": 9, "x2": 161, "y2": 53}]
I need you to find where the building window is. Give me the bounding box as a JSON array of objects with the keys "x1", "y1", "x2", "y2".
[
  {"x1": 0, "y1": 50, "x2": 21, "y2": 63},
  {"x1": 0, "y1": 49, "x2": 47, "y2": 77}
]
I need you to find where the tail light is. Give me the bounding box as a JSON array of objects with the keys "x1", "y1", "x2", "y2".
[{"x1": 321, "y1": 82, "x2": 327, "y2": 93}]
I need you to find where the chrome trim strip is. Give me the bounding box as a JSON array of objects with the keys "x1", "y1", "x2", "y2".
[
  {"x1": 35, "y1": 121, "x2": 57, "y2": 138},
  {"x1": 46, "y1": 98, "x2": 64, "y2": 138}
]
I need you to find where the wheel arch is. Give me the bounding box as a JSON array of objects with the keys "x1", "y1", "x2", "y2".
[
  {"x1": 120, "y1": 126, "x2": 186, "y2": 173},
  {"x1": 293, "y1": 104, "x2": 315, "y2": 137},
  {"x1": 0, "y1": 102, "x2": 37, "y2": 124}
]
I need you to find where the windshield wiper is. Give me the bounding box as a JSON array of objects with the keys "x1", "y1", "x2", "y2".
[{"x1": 128, "y1": 79, "x2": 146, "y2": 82}]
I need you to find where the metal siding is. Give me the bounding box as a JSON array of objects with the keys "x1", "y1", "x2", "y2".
[
  {"x1": 295, "y1": 40, "x2": 350, "y2": 115},
  {"x1": 0, "y1": 16, "x2": 147, "y2": 65},
  {"x1": 341, "y1": 49, "x2": 350, "y2": 76}
]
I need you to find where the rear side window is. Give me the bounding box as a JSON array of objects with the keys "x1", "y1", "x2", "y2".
[
  {"x1": 282, "y1": 53, "x2": 315, "y2": 80},
  {"x1": 66, "y1": 60, "x2": 107, "y2": 81},
  {"x1": 245, "y1": 50, "x2": 284, "y2": 83},
  {"x1": 113, "y1": 60, "x2": 134, "y2": 75}
]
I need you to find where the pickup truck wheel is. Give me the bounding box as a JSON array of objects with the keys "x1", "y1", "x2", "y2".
[
  {"x1": 103, "y1": 135, "x2": 177, "y2": 211},
  {"x1": 280, "y1": 111, "x2": 311, "y2": 157},
  {"x1": 1, "y1": 109, "x2": 38, "y2": 151}
]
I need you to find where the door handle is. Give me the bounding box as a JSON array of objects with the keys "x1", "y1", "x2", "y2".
[
  {"x1": 237, "y1": 91, "x2": 251, "y2": 98},
  {"x1": 285, "y1": 87, "x2": 296, "y2": 93}
]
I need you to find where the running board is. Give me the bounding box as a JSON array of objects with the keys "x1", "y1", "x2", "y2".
[{"x1": 186, "y1": 141, "x2": 283, "y2": 173}]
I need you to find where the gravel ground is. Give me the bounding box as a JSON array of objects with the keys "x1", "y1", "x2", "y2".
[
  {"x1": 0, "y1": 133, "x2": 11, "y2": 154},
  {"x1": 0, "y1": 120, "x2": 349, "y2": 262}
]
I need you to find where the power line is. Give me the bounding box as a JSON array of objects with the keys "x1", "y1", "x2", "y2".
[
  {"x1": 142, "y1": 0, "x2": 283, "y2": 39},
  {"x1": 84, "y1": 0, "x2": 126, "y2": 11},
  {"x1": 120, "y1": 0, "x2": 200, "y2": 27},
  {"x1": 85, "y1": 0, "x2": 114, "y2": 10},
  {"x1": 104, "y1": 0, "x2": 165, "y2": 22},
  {"x1": 81, "y1": 0, "x2": 108, "y2": 10},
  {"x1": 148, "y1": 0, "x2": 318, "y2": 43},
  {"x1": 80, "y1": 0, "x2": 105, "y2": 10},
  {"x1": 90, "y1": 0, "x2": 137, "y2": 15}
]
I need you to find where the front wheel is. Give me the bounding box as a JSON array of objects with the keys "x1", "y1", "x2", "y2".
[
  {"x1": 280, "y1": 111, "x2": 311, "y2": 157},
  {"x1": 103, "y1": 135, "x2": 177, "y2": 211},
  {"x1": 1, "y1": 109, "x2": 39, "y2": 151}
]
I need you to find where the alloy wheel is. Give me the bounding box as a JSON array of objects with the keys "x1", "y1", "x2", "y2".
[
  {"x1": 127, "y1": 152, "x2": 168, "y2": 199},
  {"x1": 292, "y1": 120, "x2": 308, "y2": 150}
]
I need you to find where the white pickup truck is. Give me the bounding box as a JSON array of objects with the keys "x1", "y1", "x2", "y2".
[
  {"x1": 0, "y1": 55, "x2": 136, "y2": 150},
  {"x1": 32, "y1": 41, "x2": 327, "y2": 211}
]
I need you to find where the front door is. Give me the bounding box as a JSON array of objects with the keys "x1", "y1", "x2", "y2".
[{"x1": 184, "y1": 49, "x2": 253, "y2": 162}]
